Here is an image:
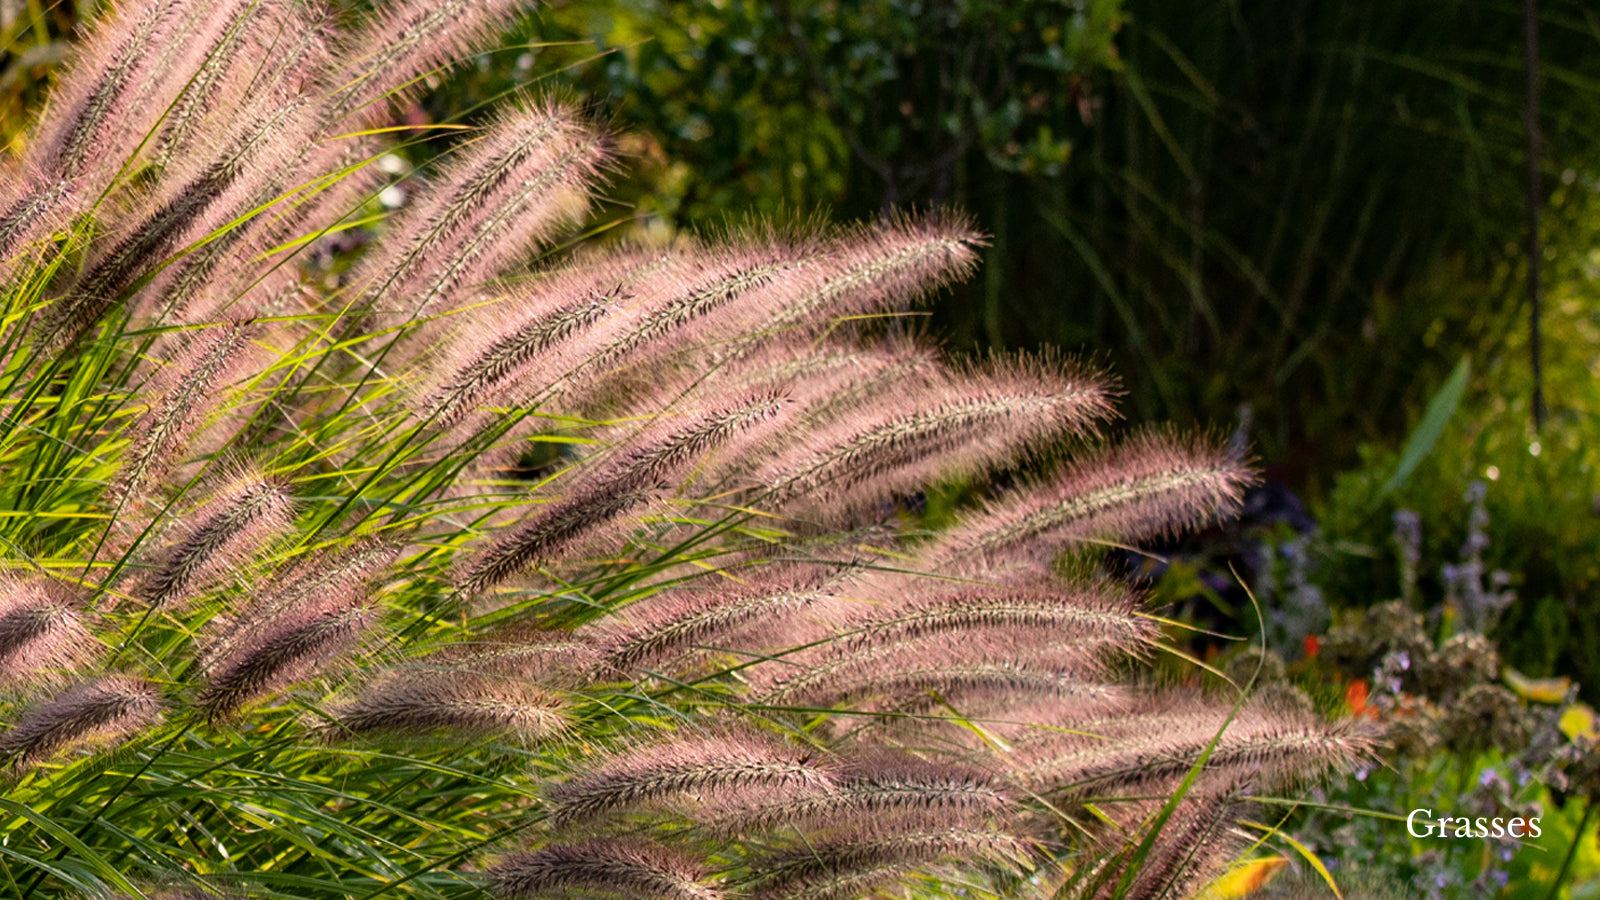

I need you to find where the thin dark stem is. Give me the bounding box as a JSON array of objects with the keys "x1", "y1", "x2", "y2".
[
  {"x1": 1524, "y1": 0, "x2": 1545, "y2": 430},
  {"x1": 1545, "y1": 797, "x2": 1593, "y2": 900}
]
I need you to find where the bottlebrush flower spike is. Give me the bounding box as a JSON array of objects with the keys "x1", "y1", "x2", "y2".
[
  {"x1": 322, "y1": 0, "x2": 540, "y2": 126},
  {"x1": 584, "y1": 565, "x2": 842, "y2": 678},
  {"x1": 456, "y1": 390, "x2": 790, "y2": 596},
  {"x1": 138, "y1": 472, "x2": 294, "y2": 608},
  {"x1": 0, "y1": 676, "x2": 163, "y2": 769},
  {"x1": 0, "y1": 2, "x2": 1374, "y2": 895},
  {"x1": 416, "y1": 248, "x2": 651, "y2": 428},
  {"x1": 0, "y1": 576, "x2": 98, "y2": 691},
  {"x1": 489, "y1": 839, "x2": 722, "y2": 900},
  {"x1": 754, "y1": 355, "x2": 1114, "y2": 522},
  {"x1": 702, "y1": 755, "x2": 1017, "y2": 836},
  {"x1": 352, "y1": 102, "x2": 607, "y2": 323},
  {"x1": 26, "y1": 0, "x2": 171, "y2": 188},
  {"x1": 923, "y1": 428, "x2": 1254, "y2": 566},
  {"x1": 742, "y1": 212, "x2": 983, "y2": 339},
  {"x1": 418, "y1": 626, "x2": 601, "y2": 687},
  {"x1": 111, "y1": 321, "x2": 256, "y2": 501},
  {"x1": 546, "y1": 237, "x2": 807, "y2": 399},
  {"x1": 144, "y1": 0, "x2": 315, "y2": 175},
  {"x1": 1009, "y1": 695, "x2": 1377, "y2": 797},
  {"x1": 760, "y1": 646, "x2": 1124, "y2": 712},
  {"x1": 0, "y1": 176, "x2": 76, "y2": 272},
  {"x1": 320, "y1": 671, "x2": 569, "y2": 743},
  {"x1": 837, "y1": 574, "x2": 1158, "y2": 659},
  {"x1": 745, "y1": 825, "x2": 1030, "y2": 900},
  {"x1": 197, "y1": 594, "x2": 374, "y2": 719},
  {"x1": 546, "y1": 730, "x2": 835, "y2": 828},
  {"x1": 1073, "y1": 778, "x2": 1250, "y2": 900},
  {"x1": 202, "y1": 538, "x2": 398, "y2": 672}
]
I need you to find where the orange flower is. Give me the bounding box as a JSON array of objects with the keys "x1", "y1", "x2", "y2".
[{"x1": 1346, "y1": 678, "x2": 1370, "y2": 717}]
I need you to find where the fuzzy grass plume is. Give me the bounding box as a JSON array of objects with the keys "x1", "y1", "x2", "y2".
[{"x1": 0, "y1": 3, "x2": 1365, "y2": 900}]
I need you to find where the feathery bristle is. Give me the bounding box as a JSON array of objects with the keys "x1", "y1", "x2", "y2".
[
  {"x1": 198, "y1": 596, "x2": 373, "y2": 719},
  {"x1": 762, "y1": 649, "x2": 1120, "y2": 711},
  {"x1": 203, "y1": 538, "x2": 397, "y2": 668},
  {"x1": 139, "y1": 473, "x2": 294, "y2": 607},
  {"x1": 322, "y1": 0, "x2": 538, "y2": 125},
  {"x1": 1077, "y1": 779, "x2": 1249, "y2": 900},
  {"x1": 746, "y1": 826, "x2": 1029, "y2": 900},
  {"x1": 0, "y1": 177, "x2": 75, "y2": 268},
  {"x1": 134, "y1": 95, "x2": 325, "y2": 321},
  {"x1": 704, "y1": 756, "x2": 1016, "y2": 836},
  {"x1": 112, "y1": 322, "x2": 255, "y2": 501},
  {"x1": 419, "y1": 269, "x2": 629, "y2": 428},
  {"x1": 29, "y1": 0, "x2": 172, "y2": 185},
  {"x1": 754, "y1": 610, "x2": 1125, "y2": 709},
  {"x1": 0, "y1": 676, "x2": 163, "y2": 768},
  {"x1": 1010, "y1": 697, "x2": 1375, "y2": 796},
  {"x1": 755, "y1": 355, "x2": 1112, "y2": 523},
  {"x1": 840, "y1": 577, "x2": 1158, "y2": 658},
  {"x1": 0, "y1": 576, "x2": 98, "y2": 690},
  {"x1": 45, "y1": 159, "x2": 241, "y2": 348},
  {"x1": 489, "y1": 839, "x2": 722, "y2": 900},
  {"x1": 747, "y1": 212, "x2": 983, "y2": 338},
  {"x1": 550, "y1": 240, "x2": 806, "y2": 396},
  {"x1": 924, "y1": 429, "x2": 1254, "y2": 565},
  {"x1": 587, "y1": 567, "x2": 839, "y2": 678},
  {"x1": 419, "y1": 628, "x2": 600, "y2": 687},
  {"x1": 457, "y1": 391, "x2": 789, "y2": 596},
  {"x1": 353, "y1": 103, "x2": 606, "y2": 322},
  {"x1": 456, "y1": 487, "x2": 654, "y2": 598},
  {"x1": 148, "y1": 0, "x2": 270, "y2": 170},
  {"x1": 547, "y1": 731, "x2": 834, "y2": 828},
  {"x1": 322, "y1": 672, "x2": 569, "y2": 743}
]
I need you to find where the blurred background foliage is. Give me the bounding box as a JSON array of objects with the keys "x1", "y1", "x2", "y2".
[{"x1": 9, "y1": 0, "x2": 1600, "y2": 893}]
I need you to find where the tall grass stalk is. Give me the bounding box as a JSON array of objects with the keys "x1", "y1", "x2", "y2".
[{"x1": 0, "y1": 3, "x2": 1370, "y2": 899}]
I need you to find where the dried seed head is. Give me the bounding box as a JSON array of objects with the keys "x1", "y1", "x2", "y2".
[
  {"x1": 547, "y1": 730, "x2": 835, "y2": 828},
  {"x1": 112, "y1": 322, "x2": 257, "y2": 502},
  {"x1": 0, "y1": 576, "x2": 98, "y2": 691},
  {"x1": 198, "y1": 595, "x2": 374, "y2": 719},
  {"x1": 321, "y1": 671, "x2": 569, "y2": 743},
  {"x1": 353, "y1": 102, "x2": 607, "y2": 324},
  {"x1": 0, "y1": 676, "x2": 163, "y2": 769},
  {"x1": 139, "y1": 472, "x2": 295, "y2": 607},
  {"x1": 457, "y1": 391, "x2": 789, "y2": 596},
  {"x1": 924, "y1": 428, "x2": 1255, "y2": 566},
  {"x1": 489, "y1": 839, "x2": 721, "y2": 900}
]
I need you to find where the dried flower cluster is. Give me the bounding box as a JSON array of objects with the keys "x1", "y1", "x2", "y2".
[{"x1": 0, "y1": 2, "x2": 1370, "y2": 900}]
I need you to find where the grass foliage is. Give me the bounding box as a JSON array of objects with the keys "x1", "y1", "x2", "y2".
[{"x1": 0, "y1": 2, "x2": 1369, "y2": 899}]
